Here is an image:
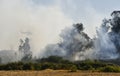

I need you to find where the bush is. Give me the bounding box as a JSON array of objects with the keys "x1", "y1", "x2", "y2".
[
  {"x1": 34, "y1": 63, "x2": 41, "y2": 70},
  {"x1": 40, "y1": 56, "x2": 63, "y2": 63},
  {"x1": 69, "y1": 65, "x2": 77, "y2": 72},
  {"x1": 40, "y1": 62, "x2": 55, "y2": 70},
  {"x1": 100, "y1": 66, "x2": 120, "y2": 72},
  {"x1": 23, "y1": 63, "x2": 34, "y2": 70},
  {"x1": 0, "y1": 56, "x2": 120, "y2": 72},
  {"x1": 83, "y1": 64, "x2": 94, "y2": 70}
]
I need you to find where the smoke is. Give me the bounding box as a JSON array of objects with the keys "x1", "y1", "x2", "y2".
[
  {"x1": 0, "y1": 50, "x2": 21, "y2": 64},
  {"x1": 43, "y1": 23, "x2": 93, "y2": 61},
  {"x1": 42, "y1": 11, "x2": 120, "y2": 61},
  {"x1": 94, "y1": 19, "x2": 119, "y2": 60},
  {"x1": 1, "y1": 9, "x2": 120, "y2": 63},
  {"x1": 0, "y1": 0, "x2": 72, "y2": 62},
  {"x1": 0, "y1": 0, "x2": 120, "y2": 63},
  {"x1": 0, "y1": 0, "x2": 73, "y2": 63}
]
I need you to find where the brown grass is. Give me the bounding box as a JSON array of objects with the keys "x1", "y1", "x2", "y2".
[{"x1": 0, "y1": 70, "x2": 120, "y2": 76}]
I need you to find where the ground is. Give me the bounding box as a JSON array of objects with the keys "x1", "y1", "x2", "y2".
[{"x1": 0, "y1": 70, "x2": 120, "y2": 76}]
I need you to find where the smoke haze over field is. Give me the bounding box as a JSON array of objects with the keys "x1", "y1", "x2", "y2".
[
  {"x1": 0, "y1": 0, "x2": 73, "y2": 55},
  {"x1": 43, "y1": 11, "x2": 120, "y2": 61},
  {"x1": 0, "y1": 0, "x2": 120, "y2": 63},
  {"x1": 0, "y1": 0, "x2": 109, "y2": 52}
]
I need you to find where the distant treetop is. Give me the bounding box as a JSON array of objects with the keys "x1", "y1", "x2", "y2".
[{"x1": 111, "y1": 11, "x2": 120, "y2": 16}]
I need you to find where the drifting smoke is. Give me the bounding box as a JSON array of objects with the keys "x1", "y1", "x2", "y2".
[
  {"x1": 43, "y1": 11, "x2": 120, "y2": 61},
  {"x1": 0, "y1": 37, "x2": 32, "y2": 63},
  {"x1": 94, "y1": 11, "x2": 120, "y2": 60},
  {"x1": 18, "y1": 37, "x2": 32, "y2": 61},
  {"x1": 43, "y1": 23, "x2": 93, "y2": 61},
  {"x1": 1, "y1": 11, "x2": 120, "y2": 63},
  {"x1": 94, "y1": 19, "x2": 119, "y2": 60},
  {"x1": 0, "y1": 0, "x2": 72, "y2": 63}
]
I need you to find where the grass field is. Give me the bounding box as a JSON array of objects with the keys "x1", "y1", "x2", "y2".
[{"x1": 0, "y1": 70, "x2": 120, "y2": 76}]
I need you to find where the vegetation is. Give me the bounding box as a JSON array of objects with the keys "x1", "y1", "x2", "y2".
[
  {"x1": 100, "y1": 66, "x2": 120, "y2": 72},
  {"x1": 0, "y1": 56, "x2": 120, "y2": 72}
]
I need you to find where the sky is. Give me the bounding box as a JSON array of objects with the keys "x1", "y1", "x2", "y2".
[
  {"x1": 0, "y1": 0, "x2": 120, "y2": 56},
  {"x1": 32, "y1": 0, "x2": 120, "y2": 36}
]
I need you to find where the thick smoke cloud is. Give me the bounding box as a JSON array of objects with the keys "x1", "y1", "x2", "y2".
[
  {"x1": 97, "y1": 11, "x2": 120, "y2": 59},
  {"x1": 43, "y1": 23, "x2": 93, "y2": 61},
  {"x1": 1, "y1": 10, "x2": 120, "y2": 63},
  {"x1": 0, "y1": 0, "x2": 73, "y2": 63},
  {"x1": 94, "y1": 19, "x2": 119, "y2": 60},
  {"x1": 42, "y1": 11, "x2": 120, "y2": 61},
  {"x1": 0, "y1": 0, "x2": 72, "y2": 53},
  {"x1": 0, "y1": 0, "x2": 120, "y2": 63}
]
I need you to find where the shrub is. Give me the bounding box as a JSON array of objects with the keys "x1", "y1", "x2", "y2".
[
  {"x1": 23, "y1": 63, "x2": 34, "y2": 70},
  {"x1": 69, "y1": 65, "x2": 77, "y2": 72},
  {"x1": 100, "y1": 66, "x2": 120, "y2": 72}
]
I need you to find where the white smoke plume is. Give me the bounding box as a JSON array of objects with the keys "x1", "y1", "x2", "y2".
[
  {"x1": 42, "y1": 11, "x2": 120, "y2": 61},
  {"x1": 0, "y1": 0, "x2": 73, "y2": 63},
  {"x1": 93, "y1": 19, "x2": 119, "y2": 60},
  {"x1": 0, "y1": 0, "x2": 120, "y2": 63},
  {"x1": 0, "y1": 0, "x2": 72, "y2": 51},
  {"x1": 43, "y1": 23, "x2": 92, "y2": 61}
]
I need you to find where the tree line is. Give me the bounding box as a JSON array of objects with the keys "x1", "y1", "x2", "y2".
[{"x1": 0, "y1": 56, "x2": 120, "y2": 72}]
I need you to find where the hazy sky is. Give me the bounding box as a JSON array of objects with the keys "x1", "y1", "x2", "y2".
[
  {"x1": 0, "y1": 0, "x2": 119, "y2": 55},
  {"x1": 32, "y1": 0, "x2": 120, "y2": 36},
  {"x1": 33, "y1": 0, "x2": 120, "y2": 17},
  {"x1": 36, "y1": 0, "x2": 120, "y2": 14}
]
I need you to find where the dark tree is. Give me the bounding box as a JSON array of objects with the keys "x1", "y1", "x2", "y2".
[
  {"x1": 19, "y1": 37, "x2": 32, "y2": 61},
  {"x1": 74, "y1": 23, "x2": 84, "y2": 33},
  {"x1": 111, "y1": 11, "x2": 120, "y2": 33}
]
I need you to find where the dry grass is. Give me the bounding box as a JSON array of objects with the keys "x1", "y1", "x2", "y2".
[{"x1": 0, "y1": 70, "x2": 120, "y2": 76}]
